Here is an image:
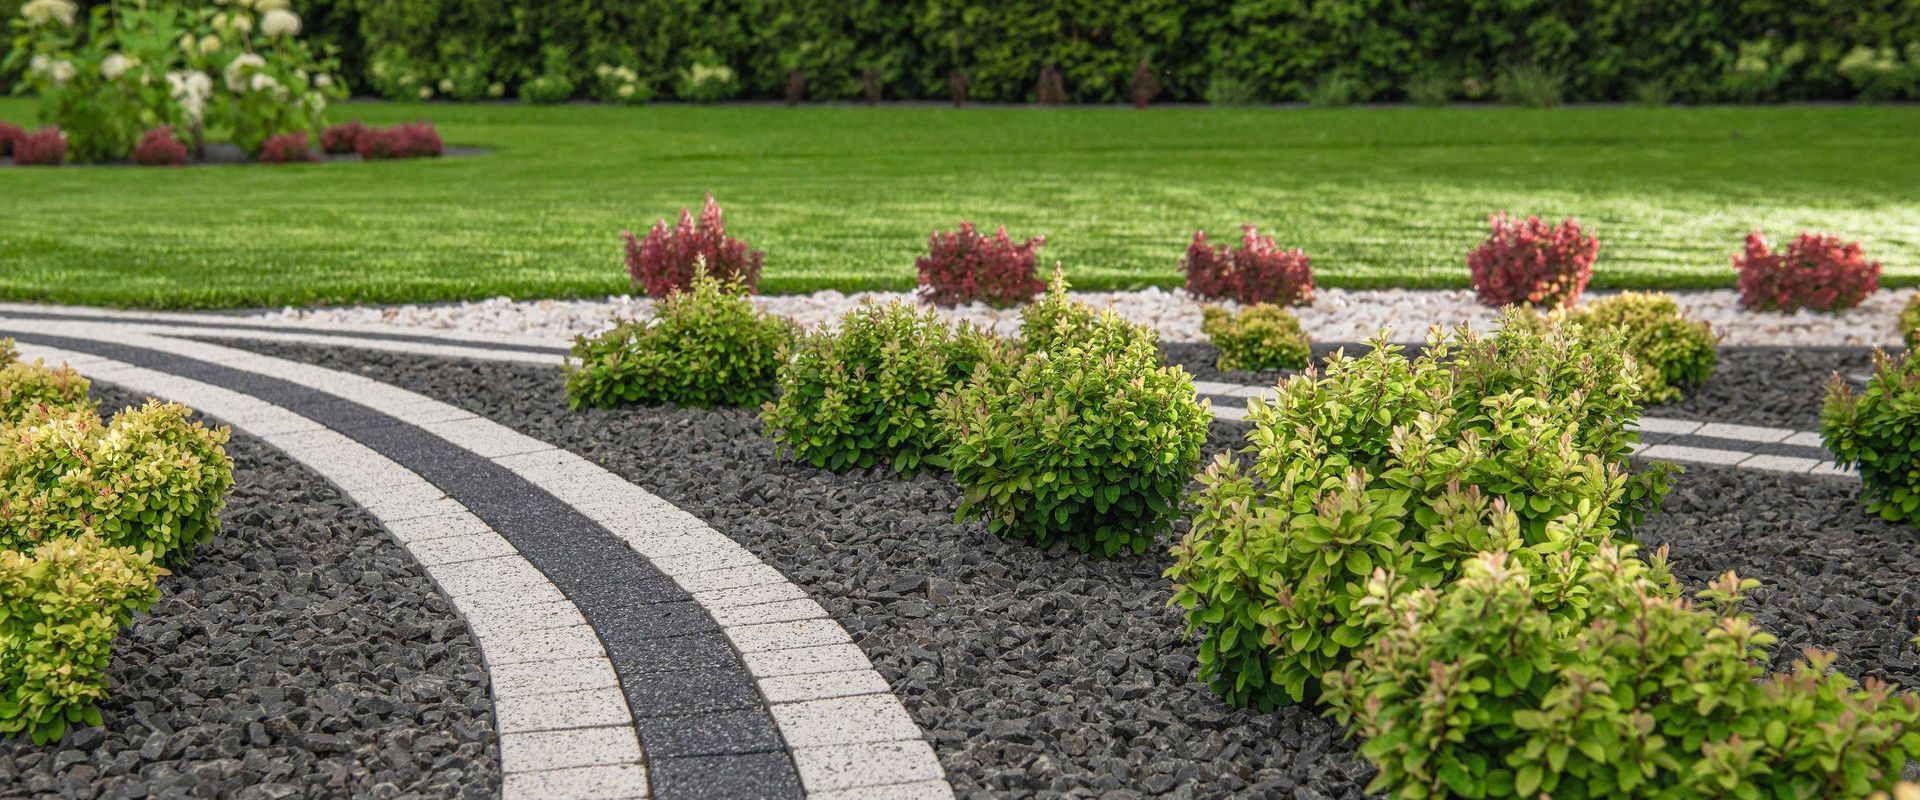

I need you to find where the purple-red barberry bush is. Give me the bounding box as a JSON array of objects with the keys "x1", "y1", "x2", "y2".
[
  {"x1": 12, "y1": 128, "x2": 67, "y2": 166},
  {"x1": 321, "y1": 121, "x2": 368, "y2": 155},
  {"x1": 1181, "y1": 226, "x2": 1314, "y2": 307},
  {"x1": 258, "y1": 132, "x2": 318, "y2": 164},
  {"x1": 132, "y1": 127, "x2": 189, "y2": 167},
  {"x1": 916, "y1": 222, "x2": 1047, "y2": 308},
  {"x1": 1467, "y1": 213, "x2": 1597, "y2": 309},
  {"x1": 357, "y1": 122, "x2": 443, "y2": 160},
  {"x1": 622, "y1": 195, "x2": 765, "y2": 297},
  {"x1": 1734, "y1": 231, "x2": 1881, "y2": 312}
]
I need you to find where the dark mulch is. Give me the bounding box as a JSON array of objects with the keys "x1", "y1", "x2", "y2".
[{"x1": 0, "y1": 385, "x2": 499, "y2": 800}]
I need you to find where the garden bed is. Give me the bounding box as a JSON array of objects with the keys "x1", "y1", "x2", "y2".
[
  {"x1": 230, "y1": 340, "x2": 1920, "y2": 798},
  {"x1": 0, "y1": 384, "x2": 498, "y2": 798},
  {"x1": 0, "y1": 143, "x2": 484, "y2": 169}
]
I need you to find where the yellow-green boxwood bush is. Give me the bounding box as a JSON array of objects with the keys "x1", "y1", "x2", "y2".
[
  {"x1": 939, "y1": 299, "x2": 1210, "y2": 557},
  {"x1": 1, "y1": 341, "x2": 95, "y2": 427},
  {"x1": 1019, "y1": 269, "x2": 1102, "y2": 357},
  {"x1": 1567, "y1": 292, "x2": 1718, "y2": 403},
  {"x1": 761, "y1": 299, "x2": 1009, "y2": 475},
  {"x1": 0, "y1": 401, "x2": 234, "y2": 564},
  {"x1": 1325, "y1": 546, "x2": 1920, "y2": 799},
  {"x1": 0, "y1": 535, "x2": 162, "y2": 744},
  {"x1": 565, "y1": 271, "x2": 794, "y2": 410},
  {"x1": 1824, "y1": 350, "x2": 1920, "y2": 527},
  {"x1": 1167, "y1": 315, "x2": 1673, "y2": 709},
  {"x1": 1200, "y1": 304, "x2": 1311, "y2": 372}
]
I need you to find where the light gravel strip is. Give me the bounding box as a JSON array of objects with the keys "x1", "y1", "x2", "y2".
[
  {"x1": 9, "y1": 342, "x2": 641, "y2": 799},
  {"x1": 4, "y1": 316, "x2": 953, "y2": 800}
]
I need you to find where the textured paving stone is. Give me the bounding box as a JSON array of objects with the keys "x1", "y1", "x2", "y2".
[
  {"x1": 792, "y1": 740, "x2": 946, "y2": 793},
  {"x1": 648, "y1": 752, "x2": 803, "y2": 800},
  {"x1": 636, "y1": 707, "x2": 788, "y2": 758},
  {"x1": 758, "y1": 670, "x2": 893, "y2": 705},
  {"x1": 768, "y1": 695, "x2": 924, "y2": 747},
  {"x1": 725, "y1": 619, "x2": 854, "y2": 653},
  {"x1": 1695, "y1": 421, "x2": 1795, "y2": 443},
  {"x1": 1640, "y1": 443, "x2": 1753, "y2": 466},
  {"x1": 499, "y1": 726, "x2": 645, "y2": 773},
  {"x1": 743, "y1": 644, "x2": 875, "y2": 679},
  {"x1": 503, "y1": 763, "x2": 650, "y2": 800},
  {"x1": 495, "y1": 686, "x2": 636, "y2": 735}
]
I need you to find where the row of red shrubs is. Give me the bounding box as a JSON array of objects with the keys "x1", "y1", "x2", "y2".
[
  {"x1": 0, "y1": 121, "x2": 442, "y2": 166},
  {"x1": 624, "y1": 197, "x2": 1885, "y2": 314}
]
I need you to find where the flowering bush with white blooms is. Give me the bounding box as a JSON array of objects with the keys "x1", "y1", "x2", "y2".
[
  {"x1": 3, "y1": 0, "x2": 344, "y2": 162},
  {"x1": 591, "y1": 63, "x2": 653, "y2": 105}
]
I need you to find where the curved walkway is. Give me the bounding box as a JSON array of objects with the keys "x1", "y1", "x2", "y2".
[
  {"x1": 3, "y1": 316, "x2": 952, "y2": 800},
  {"x1": 0, "y1": 303, "x2": 1853, "y2": 479}
]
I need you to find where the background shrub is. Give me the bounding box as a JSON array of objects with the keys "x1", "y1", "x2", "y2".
[
  {"x1": 564, "y1": 270, "x2": 792, "y2": 409},
  {"x1": 131, "y1": 127, "x2": 188, "y2": 167},
  {"x1": 0, "y1": 535, "x2": 163, "y2": 744},
  {"x1": 11, "y1": 127, "x2": 65, "y2": 166},
  {"x1": 1405, "y1": 72, "x2": 1451, "y2": 106},
  {"x1": 915, "y1": 222, "x2": 1047, "y2": 309},
  {"x1": 14, "y1": 1, "x2": 1914, "y2": 106},
  {"x1": 1563, "y1": 292, "x2": 1719, "y2": 403},
  {"x1": 622, "y1": 194, "x2": 764, "y2": 297},
  {"x1": 1181, "y1": 226, "x2": 1314, "y2": 307},
  {"x1": 940, "y1": 303, "x2": 1209, "y2": 557},
  {"x1": 1495, "y1": 62, "x2": 1567, "y2": 106},
  {"x1": 0, "y1": 400, "x2": 234, "y2": 564},
  {"x1": 1324, "y1": 547, "x2": 1920, "y2": 799},
  {"x1": 321, "y1": 120, "x2": 367, "y2": 154},
  {"x1": 1824, "y1": 350, "x2": 1920, "y2": 527},
  {"x1": 0, "y1": 349, "x2": 94, "y2": 426},
  {"x1": 355, "y1": 122, "x2": 442, "y2": 159},
  {"x1": 1734, "y1": 231, "x2": 1882, "y2": 312},
  {"x1": 257, "y1": 132, "x2": 317, "y2": 164},
  {"x1": 1167, "y1": 315, "x2": 1669, "y2": 709},
  {"x1": 1468, "y1": 213, "x2": 1598, "y2": 309},
  {"x1": 1200, "y1": 304, "x2": 1311, "y2": 372},
  {"x1": 0, "y1": 121, "x2": 23, "y2": 156},
  {"x1": 762, "y1": 300, "x2": 1007, "y2": 475}
]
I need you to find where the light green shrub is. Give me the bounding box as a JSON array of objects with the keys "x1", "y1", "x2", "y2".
[
  {"x1": 1325, "y1": 546, "x2": 1920, "y2": 799},
  {"x1": 0, "y1": 400, "x2": 233, "y2": 564},
  {"x1": 0, "y1": 534, "x2": 162, "y2": 744},
  {"x1": 1900, "y1": 293, "x2": 1920, "y2": 350},
  {"x1": 1406, "y1": 72, "x2": 1451, "y2": 106},
  {"x1": 1563, "y1": 292, "x2": 1719, "y2": 403},
  {"x1": 1824, "y1": 350, "x2": 1920, "y2": 527},
  {"x1": 1167, "y1": 314, "x2": 1672, "y2": 709},
  {"x1": 1200, "y1": 304, "x2": 1311, "y2": 372},
  {"x1": 1019, "y1": 269, "x2": 1101, "y2": 356},
  {"x1": 1497, "y1": 62, "x2": 1566, "y2": 107},
  {"x1": 761, "y1": 299, "x2": 1009, "y2": 475},
  {"x1": 565, "y1": 270, "x2": 794, "y2": 410},
  {"x1": 940, "y1": 307, "x2": 1209, "y2": 557},
  {"x1": 0, "y1": 342, "x2": 95, "y2": 426}
]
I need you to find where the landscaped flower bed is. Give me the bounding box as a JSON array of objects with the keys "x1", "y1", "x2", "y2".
[{"x1": 227, "y1": 338, "x2": 1920, "y2": 799}]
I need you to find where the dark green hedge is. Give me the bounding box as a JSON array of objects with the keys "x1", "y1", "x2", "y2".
[{"x1": 7, "y1": 0, "x2": 1918, "y2": 103}]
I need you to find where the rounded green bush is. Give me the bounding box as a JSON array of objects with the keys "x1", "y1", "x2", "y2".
[
  {"x1": 565, "y1": 271, "x2": 794, "y2": 410},
  {"x1": 1901, "y1": 293, "x2": 1920, "y2": 350},
  {"x1": 1824, "y1": 349, "x2": 1920, "y2": 528},
  {"x1": 1566, "y1": 292, "x2": 1719, "y2": 403},
  {"x1": 940, "y1": 305, "x2": 1210, "y2": 557},
  {"x1": 0, "y1": 342, "x2": 96, "y2": 427},
  {"x1": 1200, "y1": 303, "x2": 1311, "y2": 372},
  {"x1": 761, "y1": 299, "x2": 1009, "y2": 475}
]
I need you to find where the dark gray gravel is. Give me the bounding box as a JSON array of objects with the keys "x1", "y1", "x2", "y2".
[
  {"x1": 229, "y1": 342, "x2": 1376, "y2": 800},
  {"x1": 1166, "y1": 343, "x2": 1894, "y2": 431},
  {"x1": 0, "y1": 385, "x2": 499, "y2": 800},
  {"x1": 228, "y1": 340, "x2": 1920, "y2": 798}
]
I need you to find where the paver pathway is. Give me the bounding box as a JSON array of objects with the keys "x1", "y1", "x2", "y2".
[{"x1": 3, "y1": 311, "x2": 951, "y2": 800}]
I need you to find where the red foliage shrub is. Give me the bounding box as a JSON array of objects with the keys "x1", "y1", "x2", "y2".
[
  {"x1": 356, "y1": 122, "x2": 443, "y2": 160},
  {"x1": 132, "y1": 127, "x2": 189, "y2": 167},
  {"x1": 1733, "y1": 231, "x2": 1881, "y2": 312},
  {"x1": 12, "y1": 128, "x2": 67, "y2": 166},
  {"x1": 1467, "y1": 213, "x2": 1598, "y2": 309},
  {"x1": 259, "y1": 132, "x2": 318, "y2": 164},
  {"x1": 621, "y1": 194, "x2": 765, "y2": 297},
  {"x1": 915, "y1": 222, "x2": 1047, "y2": 308},
  {"x1": 0, "y1": 121, "x2": 23, "y2": 158},
  {"x1": 1181, "y1": 226, "x2": 1314, "y2": 307},
  {"x1": 321, "y1": 121, "x2": 368, "y2": 155}
]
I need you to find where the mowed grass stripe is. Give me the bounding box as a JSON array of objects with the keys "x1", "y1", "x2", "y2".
[{"x1": 1, "y1": 100, "x2": 1915, "y2": 308}]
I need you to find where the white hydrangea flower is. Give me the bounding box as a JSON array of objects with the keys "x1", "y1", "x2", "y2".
[
  {"x1": 438, "y1": 78, "x2": 454, "y2": 93},
  {"x1": 46, "y1": 59, "x2": 76, "y2": 86},
  {"x1": 260, "y1": 9, "x2": 300, "y2": 37},
  {"x1": 20, "y1": 0, "x2": 77, "y2": 27},
  {"x1": 101, "y1": 53, "x2": 138, "y2": 81},
  {"x1": 617, "y1": 83, "x2": 635, "y2": 98},
  {"x1": 28, "y1": 54, "x2": 50, "y2": 75},
  {"x1": 305, "y1": 91, "x2": 326, "y2": 113},
  {"x1": 487, "y1": 82, "x2": 505, "y2": 98},
  {"x1": 315, "y1": 73, "x2": 333, "y2": 88},
  {"x1": 249, "y1": 72, "x2": 280, "y2": 94},
  {"x1": 595, "y1": 64, "x2": 612, "y2": 78},
  {"x1": 417, "y1": 86, "x2": 433, "y2": 99},
  {"x1": 200, "y1": 35, "x2": 222, "y2": 54},
  {"x1": 224, "y1": 53, "x2": 266, "y2": 91},
  {"x1": 167, "y1": 70, "x2": 214, "y2": 122}
]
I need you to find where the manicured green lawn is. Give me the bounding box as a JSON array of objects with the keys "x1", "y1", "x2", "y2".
[{"x1": 1, "y1": 99, "x2": 1916, "y2": 309}]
